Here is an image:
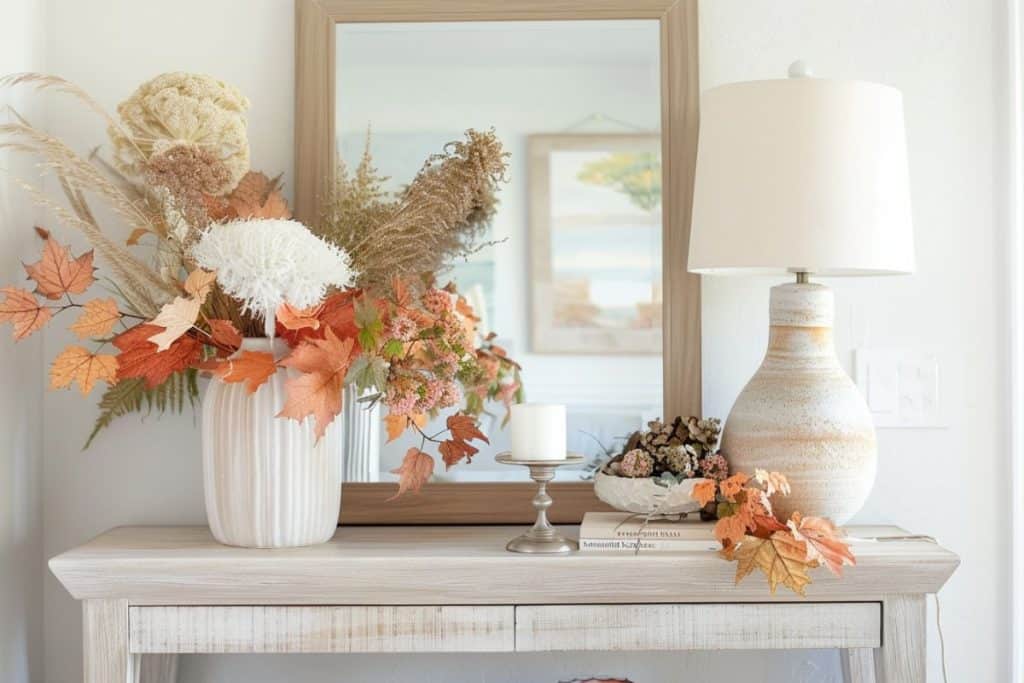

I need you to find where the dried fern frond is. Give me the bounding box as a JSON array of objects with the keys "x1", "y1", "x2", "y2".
[
  {"x1": 85, "y1": 370, "x2": 199, "y2": 449},
  {"x1": 317, "y1": 129, "x2": 508, "y2": 292}
]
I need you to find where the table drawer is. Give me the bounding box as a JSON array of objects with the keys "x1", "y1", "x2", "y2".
[
  {"x1": 129, "y1": 605, "x2": 514, "y2": 654},
  {"x1": 515, "y1": 603, "x2": 881, "y2": 652}
]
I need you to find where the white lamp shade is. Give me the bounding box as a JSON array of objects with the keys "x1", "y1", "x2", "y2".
[{"x1": 688, "y1": 78, "x2": 914, "y2": 276}]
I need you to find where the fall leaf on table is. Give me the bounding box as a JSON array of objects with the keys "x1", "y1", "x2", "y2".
[
  {"x1": 0, "y1": 287, "x2": 52, "y2": 340},
  {"x1": 787, "y1": 512, "x2": 856, "y2": 577},
  {"x1": 384, "y1": 412, "x2": 427, "y2": 443},
  {"x1": 277, "y1": 328, "x2": 358, "y2": 439},
  {"x1": 691, "y1": 479, "x2": 717, "y2": 507},
  {"x1": 754, "y1": 468, "x2": 791, "y2": 497},
  {"x1": 208, "y1": 350, "x2": 277, "y2": 394},
  {"x1": 207, "y1": 319, "x2": 242, "y2": 351},
  {"x1": 23, "y1": 234, "x2": 95, "y2": 300},
  {"x1": 184, "y1": 269, "x2": 217, "y2": 302},
  {"x1": 714, "y1": 505, "x2": 751, "y2": 548},
  {"x1": 114, "y1": 323, "x2": 203, "y2": 388},
  {"x1": 730, "y1": 532, "x2": 814, "y2": 596},
  {"x1": 388, "y1": 447, "x2": 435, "y2": 499},
  {"x1": 69, "y1": 298, "x2": 121, "y2": 339},
  {"x1": 50, "y1": 346, "x2": 118, "y2": 395},
  {"x1": 146, "y1": 296, "x2": 201, "y2": 351},
  {"x1": 277, "y1": 302, "x2": 323, "y2": 331},
  {"x1": 719, "y1": 472, "x2": 750, "y2": 499}
]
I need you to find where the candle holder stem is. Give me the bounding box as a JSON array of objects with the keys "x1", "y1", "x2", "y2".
[{"x1": 497, "y1": 455, "x2": 581, "y2": 554}]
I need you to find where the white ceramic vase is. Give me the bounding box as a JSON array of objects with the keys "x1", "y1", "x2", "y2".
[
  {"x1": 721, "y1": 283, "x2": 877, "y2": 525},
  {"x1": 201, "y1": 337, "x2": 341, "y2": 548},
  {"x1": 340, "y1": 384, "x2": 381, "y2": 482}
]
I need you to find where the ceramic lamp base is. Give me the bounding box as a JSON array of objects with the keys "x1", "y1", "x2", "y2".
[{"x1": 721, "y1": 282, "x2": 877, "y2": 525}]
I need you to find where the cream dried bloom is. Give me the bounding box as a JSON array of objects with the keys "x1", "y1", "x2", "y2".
[
  {"x1": 190, "y1": 219, "x2": 354, "y2": 336},
  {"x1": 109, "y1": 72, "x2": 250, "y2": 194}
]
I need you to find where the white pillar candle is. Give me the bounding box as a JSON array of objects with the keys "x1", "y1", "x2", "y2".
[{"x1": 510, "y1": 403, "x2": 567, "y2": 460}]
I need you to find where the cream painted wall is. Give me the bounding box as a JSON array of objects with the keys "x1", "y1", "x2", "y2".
[
  {"x1": 1, "y1": 1, "x2": 46, "y2": 682},
  {"x1": 36, "y1": 1, "x2": 1007, "y2": 682}
]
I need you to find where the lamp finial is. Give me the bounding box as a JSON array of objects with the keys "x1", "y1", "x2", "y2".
[{"x1": 788, "y1": 60, "x2": 813, "y2": 78}]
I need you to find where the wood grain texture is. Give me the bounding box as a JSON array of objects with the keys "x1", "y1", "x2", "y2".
[
  {"x1": 134, "y1": 654, "x2": 178, "y2": 683},
  {"x1": 842, "y1": 647, "x2": 877, "y2": 683},
  {"x1": 339, "y1": 482, "x2": 614, "y2": 525},
  {"x1": 294, "y1": 0, "x2": 335, "y2": 227},
  {"x1": 314, "y1": 0, "x2": 679, "y2": 22},
  {"x1": 516, "y1": 603, "x2": 881, "y2": 651},
  {"x1": 129, "y1": 606, "x2": 513, "y2": 654},
  {"x1": 50, "y1": 526, "x2": 959, "y2": 605},
  {"x1": 876, "y1": 594, "x2": 926, "y2": 683},
  {"x1": 83, "y1": 599, "x2": 131, "y2": 683}
]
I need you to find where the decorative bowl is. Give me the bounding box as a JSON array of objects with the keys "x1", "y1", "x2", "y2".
[{"x1": 593, "y1": 471, "x2": 708, "y2": 515}]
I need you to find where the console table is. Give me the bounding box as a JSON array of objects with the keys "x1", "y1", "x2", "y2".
[{"x1": 50, "y1": 525, "x2": 958, "y2": 683}]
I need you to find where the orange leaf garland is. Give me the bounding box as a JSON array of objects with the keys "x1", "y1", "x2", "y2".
[
  {"x1": 277, "y1": 328, "x2": 358, "y2": 439},
  {"x1": 731, "y1": 533, "x2": 814, "y2": 596},
  {"x1": 113, "y1": 323, "x2": 202, "y2": 388},
  {"x1": 0, "y1": 287, "x2": 52, "y2": 340},
  {"x1": 388, "y1": 447, "x2": 435, "y2": 499},
  {"x1": 787, "y1": 512, "x2": 856, "y2": 577},
  {"x1": 719, "y1": 472, "x2": 750, "y2": 499},
  {"x1": 210, "y1": 351, "x2": 278, "y2": 394},
  {"x1": 69, "y1": 298, "x2": 121, "y2": 339},
  {"x1": 691, "y1": 480, "x2": 717, "y2": 507},
  {"x1": 24, "y1": 234, "x2": 95, "y2": 299},
  {"x1": 50, "y1": 346, "x2": 118, "y2": 395}
]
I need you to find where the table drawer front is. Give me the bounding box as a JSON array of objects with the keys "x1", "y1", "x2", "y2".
[
  {"x1": 515, "y1": 603, "x2": 881, "y2": 652},
  {"x1": 129, "y1": 605, "x2": 514, "y2": 654}
]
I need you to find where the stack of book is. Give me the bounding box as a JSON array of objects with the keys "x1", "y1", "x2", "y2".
[{"x1": 578, "y1": 512, "x2": 721, "y2": 553}]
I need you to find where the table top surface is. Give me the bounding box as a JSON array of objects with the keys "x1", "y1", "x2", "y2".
[{"x1": 50, "y1": 524, "x2": 959, "y2": 605}]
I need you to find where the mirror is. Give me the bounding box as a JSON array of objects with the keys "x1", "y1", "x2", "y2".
[{"x1": 335, "y1": 20, "x2": 664, "y2": 482}]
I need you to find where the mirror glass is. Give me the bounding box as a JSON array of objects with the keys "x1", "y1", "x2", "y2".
[{"x1": 336, "y1": 19, "x2": 663, "y2": 481}]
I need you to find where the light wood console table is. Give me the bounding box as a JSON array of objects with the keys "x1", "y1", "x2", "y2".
[{"x1": 50, "y1": 525, "x2": 957, "y2": 683}]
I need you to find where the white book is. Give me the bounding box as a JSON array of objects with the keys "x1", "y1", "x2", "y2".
[
  {"x1": 578, "y1": 537, "x2": 720, "y2": 553},
  {"x1": 580, "y1": 511, "x2": 716, "y2": 541}
]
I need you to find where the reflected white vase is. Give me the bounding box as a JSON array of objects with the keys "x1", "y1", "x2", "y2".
[
  {"x1": 340, "y1": 385, "x2": 381, "y2": 482},
  {"x1": 201, "y1": 337, "x2": 341, "y2": 548}
]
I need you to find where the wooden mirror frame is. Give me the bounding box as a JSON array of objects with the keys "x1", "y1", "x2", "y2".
[{"x1": 294, "y1": 0, "x2": 701, "y2": 524}]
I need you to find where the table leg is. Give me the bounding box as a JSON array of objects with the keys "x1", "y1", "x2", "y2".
[
  {"x1": 83, "y1": 599, "x2": 134, "y2": 683},
  {"x1": 842, "y1": 647, "x2": 877, "y2": 683},
  {"x1": 875, "y1": 595, "x2": 926, "y2": 683},
  {"x1": 134, "y1": 655, "x2": 179, "y2": 683}
]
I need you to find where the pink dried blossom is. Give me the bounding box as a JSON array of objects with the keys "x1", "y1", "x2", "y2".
[
  {"x1": 438, "y1": 380, "x2": 462, "y2": 409},
  {"x1": 387, "y1": 315, "x2": 417, "y2": 342},
  {"x1": 422, "y1": 288, "x2": 453, "y2": 315},
  {"x1": 700, "y1": 452, "x2": 730, "y2": 481},
  {"x1": 619, "y1": 449, "x2": 655, "y2": 478}
]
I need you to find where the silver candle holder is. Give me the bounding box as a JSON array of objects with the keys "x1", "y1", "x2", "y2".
[{"x1": 495, "y1": 452, "x2": 584, "y2": 554}]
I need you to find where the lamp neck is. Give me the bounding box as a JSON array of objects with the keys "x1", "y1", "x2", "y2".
[{"x1": 794, "y1": 271, "x2": 811, "y2": 284}]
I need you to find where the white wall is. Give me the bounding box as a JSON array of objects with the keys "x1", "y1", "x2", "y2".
[
  {"x1": 0, "y1": 1, "x2": 46, "y2": 682},
  {"x1": 35, "y1": 1, "x2": 1008, "y2": 682}
]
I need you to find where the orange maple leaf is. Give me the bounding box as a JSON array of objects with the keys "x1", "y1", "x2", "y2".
[
  {"x1": 730, "y1": 532, "x2": 814, "y2": 596},
  {"x1": 384, "y1": 412, "x2": 427, "y2": 443},
  {"x1": 754, "y1": 468, "x2": 792, "y2": 497},
  {"x1": 50, "y1": 346, "x2": 118, "y2": 395},
  {"x1": 446, "y1": 414, "x2": 489, "y2": 444},
  {"x1": 277, "y1": 328, "x2": 358, "y2": 439},
  {"x1": 209, "y1": 351, "x2": 278, "y2": 394},
  {"x1": 388, "y1": 447, "x2": 435, "y2": 499},
  {"x1": 113, "y1": 323, "x2": 202, "y2": 388},
  {"x1": 0, "y1": 287, "x2": 52, "y2": 340},
  {"x1": 207, "y1": 319, "x2": 242, "y2": 351},
  {"x1": 787, "y1": 512, "x2": 856, "y2": 577},
  {"x1": 184, "y1": 269, "x2": 217, "y2": 301},
  {"x1": 146, "y1": 296, "x2": 201, "y2": 351},
  {"x1": 720, "y1": 472, "x2": 750, "y2": 499},
  {"x1": 691, "y1": 480, "x2": 717, "y2": 507},
  {"x1": 23, "y1": 235, "x2": 95, "y2": 300},
  {"x1": 69, "y1": 298, "x2": 121, "y2": 339},
  {"x1": 277, "y1": 302, "x2": 323, "y2": 331},
  {"x1": 439, "y1": 438, "x2": 480, "y2": 469}
]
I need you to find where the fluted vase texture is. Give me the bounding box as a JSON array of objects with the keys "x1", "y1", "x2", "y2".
[{"x1": 201, "y1": 337, "x2": 341, "y2": 548}]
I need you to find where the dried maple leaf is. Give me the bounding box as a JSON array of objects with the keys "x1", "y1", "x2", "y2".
[
  {"x1": 207, "y1": 319, "x2": 242, "y2": 350},
  {"x1": 69, "y1": 298, "x2": 121, "y2": 339},
  {"x1": 277, "y1": 302, "x2": 323, "y2": 331},
  {"x1": 384, "y1": 412, "x2": 427, "y2": 443},
  {"x1": 114, "y1": 323, "x2": 202, "y2": 388},
  {"x1": 691, "y1": 480, "x2": 717, "y2": 507},
  {"x1": 50, "y1": 346, "x2": 118, "y2": 395},
  {"x1": 23, "y1": 235, "x2": 95, "y2": 300},
  {"x1": 754, "y1": 468, "x2": 792, "y2": 497},
  {"x1": 277, "y1": 328, "x2": 358, "y2": 439},
  {"x1": 228, "y1": 172, "x2": 291, "y2": 219},
  {"x1": 732, "y1": 532, "x2": 814, "y2": 596},
  {"x1": 439, "y1": 438, "x2": 480, "y2": 469},
  {"x1": 446, "y1": 414, "x2": 489, "y2": 444},
  {"x1": 787, "y1": 512, "x2": 856, "y2": 577},
  {"x1": 0, "y1": 287, "x2": 52, "y2": 340},
  {"x1": 714, "y1": 508, "x2": 751, "y2": 548},
  {"x1": 147, "y1": 296, "x2": 201, "y2": 351},
  {"x1": 209, "y1": 351, "x2": 277, "y2": 394},
  {"x1": 184, "y1": 269, "x2": 217, "y2": 301},
  {"x1": 388, "y1": 447, "x2": 435, "y2": 499},
  {"x1": 720, "y1": 472, "x2": 750, "y2": 499}
]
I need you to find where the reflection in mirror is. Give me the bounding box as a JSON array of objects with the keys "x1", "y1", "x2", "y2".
[{"x1": 336, "y1": 19, "x2": 663, "y2": 482}]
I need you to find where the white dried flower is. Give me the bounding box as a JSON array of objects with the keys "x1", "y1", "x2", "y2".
[
  {"x1": 190, "y1": 219, "x2": 354, "y2": 336},
  {"x1": 109, "y1": 72, "x2": 250, "y2": 194}
]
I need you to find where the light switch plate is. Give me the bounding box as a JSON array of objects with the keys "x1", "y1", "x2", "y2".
[{"x1": 853, "y1": 349, "x2": 945, "y2": 429}]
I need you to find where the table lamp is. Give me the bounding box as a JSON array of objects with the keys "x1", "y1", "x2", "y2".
[{"x1": 688, "y1": 62, "x2": 914, "y2": 524}]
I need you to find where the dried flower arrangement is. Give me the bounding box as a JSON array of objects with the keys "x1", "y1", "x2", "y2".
[
  {"x1": 691, "y1": 469, "x2": 856, "y2": 596},
  {"x1": 602, "y1": 416, "x2": 728, "y2": 485},
  {"x1": 0, "y1": 72, "x2": 520, "y2": 495}
]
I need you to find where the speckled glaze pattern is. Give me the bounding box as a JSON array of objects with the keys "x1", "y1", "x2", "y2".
[
  {"x1": 721, "y1": 283, "x2": 877, "y2": 524},
  {"x1": 201, "y1": 338, "x2": 341, "y2": 548},
  {"x1": 593, "y1": 471, "x2": 708, "y2": 515}
]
